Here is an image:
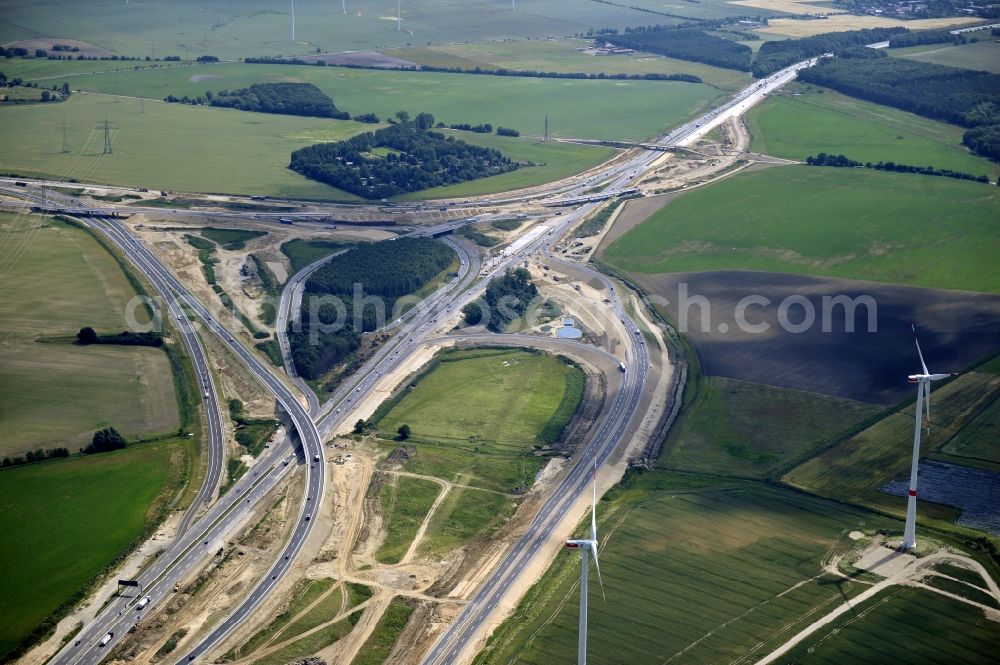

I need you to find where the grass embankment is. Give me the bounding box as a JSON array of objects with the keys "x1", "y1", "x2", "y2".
[
  {"x1": 602, "y1": 166, "x2": 1000, "y2": 293},
  {"x1": 475, "y1": 471, "x2": 898, "y2": 665},
  {"x1": 198, "y1": 227, "x2": 266, "y2": 250},
  {"x1": 0, "y1": 440, "x2": 188, "y2": 659},
  {"x1": 224, "y1": 579, "x2": 372, "y2": 661},
  {"x1": 660, "y1": 375, "x2": 883, "y2": 478},
  {"x1": 374, "y1": 348, "x2": 585, "y2": 493},
  {"x1": 350, "y1": 597, "x2": 416, "y2": 665},
  {"x1": 375, "y1": 475, "x2": 441, "y2": 564},
  {"x1": 0, "y1": 214, "x2": 179, "y2": 457},
  {"x1": 784, "y1": 367, "x2": 1000, "y2": 531},
  {"x1": 747, "y1": 83, "x2": 999, "y2": 179},
  {"x1": 280, "y1": 239, "x2": 352, "y2": 274},
  {"x1": 31, "y1": 62, "x2": 720, "y2": 142}
]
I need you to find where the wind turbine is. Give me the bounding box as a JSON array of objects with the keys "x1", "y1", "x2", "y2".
[
  {"x1": 290, "y1": 0, "x2": 296, "y2": 42},
  {"x1": 565, "y1": 464, "x2": 605, "y2": 665},
  {"x1": 902, "y1": 324, "x2": 956, "y2": 551}
]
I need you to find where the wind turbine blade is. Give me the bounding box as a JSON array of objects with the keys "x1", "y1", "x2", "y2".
[
  {"x1": 591, "y1": 461, "x2": 598, "y2": 543},
  {"x1": 923, "y1": 381, "x2": 931, "y2": 428},
  {"x1": 590, "y1": 541, "x2": 606, "y2": 601},
  {"x1": 912, "y1": 323, "x2": 929, "y2": 375}
]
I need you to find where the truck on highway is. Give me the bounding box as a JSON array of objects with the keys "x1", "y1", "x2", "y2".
[
  {"x1": 137, "y1": 595, "x2": 151, "y2": 610},
  {"x1": 204, "y1": 391, "x2": 210, "y2": 399},
  {"x1": 279, "y1": 217, "x2": 294, "y2": 225},
  {"x1": 313, "y1": 453, "x2": 320, "y2": 462},
  {"x1": 99, "y1": 632, "x2": 113, "y2": 647},
  {"x1": 619, "y1": 362, "x2": 626, "y2": 373}
]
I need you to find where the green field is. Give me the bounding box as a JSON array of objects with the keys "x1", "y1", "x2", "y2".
[
  {"x1": 601, "y1": 166, "x2": 1000, "y2": 293},
  {"x1": 942, "y1": 394, "x2": 1000, "y2": 465},
  {"x1": 29, "y1": 62, "x2": 722, "y2": 142},
  {"x1": 893, "y1": 39, "x2": 1000, "y2": 75},
  {"x1": 376, "y1": 474, "x2": 441, "y2": 564},
  {"x1": 776, "y1": 586, "x2": 1000, "y2": 664},
  {"x1": 747, "y1": 83, "x2": 999, "y2": 179},
  {"x1": 0, "y1": 0, "x2": 679, "y2": 60},
  {"x1": 660, "y1": 375, "x2": 883, "y2": 478},
  {"x1": 383, "y1": 38, "x2": 754, "y2": 91},
  {"x1": 0, "y1": 214, "x2": 179, "y2": 457},
  {"x1": 400, "y1": 131, "x2": 617, "y2": 200},
  {"x1": 280, "y1": 239, "x2": 353, "y2": 274},
  {"x1": 375, "y1": 349, "x2": 585, "y2": 493},
  {"x1": 476, "y1": 472, "x2": 895, "y2": 665},
  {"x1": 0, "y1": 440, "x2": 186, "y2": 659},
  {"x1": 783, "y1": 370, "x2": 1000, "y2": 528},
  {"x1": 0, "y1": 93, "x2": 367, "y2": 199}
]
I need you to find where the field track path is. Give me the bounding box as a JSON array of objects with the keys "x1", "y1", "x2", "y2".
[{"x1": 756, "y1": 550, "x2": 1000, "y2": 664}]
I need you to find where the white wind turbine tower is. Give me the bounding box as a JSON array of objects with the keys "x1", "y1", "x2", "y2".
[
  {"x1": 290, "y1": 0, "x2": 296, "y2": 41},
  {"x1": 565, "y1": 465, "x2": 605, "y2": 665},
  {"x1": 902, "y1": 324, "x2": 956, "y2": 551}
]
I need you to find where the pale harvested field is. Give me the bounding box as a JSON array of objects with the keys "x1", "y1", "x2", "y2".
[
  {"x1": 0, "y1": 213, "x2": 178, "y2": 457},
  {"x1": 728, "y1": 0, "x2": 844, "y2": 16},
  {"x1": 755, "y1": 15, "x2": 981, "y2": 38}
]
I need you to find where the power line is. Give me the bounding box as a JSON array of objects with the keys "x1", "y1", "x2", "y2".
[
  {"x1": 101, "y1": 114, "x2": 114, "y2": 154},
  {"x1": 61, "y1": 119, "x2": 70, "y2": 154}
]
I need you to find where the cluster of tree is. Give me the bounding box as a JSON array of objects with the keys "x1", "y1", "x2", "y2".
[
  {"x1": 353, "y1": 112, "x2": 379, "y2": 123},
  {"x1": 196, "y1": 55, "x2": 219, "y2": 63},
  {"x1": 209, "y1": 82, "x2": 347, "y2": 118},
  {"x1": 963, "y1": 125, "x2": 1000, "y2": 162},
  {"x1": 496, "y1": 127, "x2": 520, "y2": 137},
  {"x1": 166, "y1": 82, "x2": 349, "y2": 119},
  {"x1": 51, "y1": 43, "x2": 80, "y2": 52},
  {"x1": 456, "y1": 224, "x2": 499, "y2": 247},
  {"x1": 1, "y1": 447, "x2": 70, "y2": 468},
  {"x1": 604, "y1": 26, "x2": 752, "y2": 72},
  {"x1": 888, "y1": 29, "x2": 966, "y2": 48},
  {"x1": 798, "y1": 56, "x2": 1000, "y2": 135},
  {"x1": 752, "y1": 27, "x2": 907, "y2": 76},
  {"x1": 83, "y1": 427, "x2": 127, "y2": 455},
  {"x1": 289, "y1": 114, "x2": 519, "y2": 199},
  {"x1": 462, "y1": 268, "x2": 538, "y2": 333},
  {"x1": 289, "y1": 237, "x2": 454, "y2": 380},
  {"x1": 76, "y1": 327, "x2": 164, "y2": 347},
  {"x1": 448, "y1": 122, "x2": 492, "y2": 133},
  {"x1": 806, "y1": 152, "x2": 990, "y2": 183}
]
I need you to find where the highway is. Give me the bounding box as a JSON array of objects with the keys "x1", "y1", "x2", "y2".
[
  {"x1": 15, "y1": 192, "x2": 328, "y2": 665},
  {"x1": 16, "y1": 47, "x2": 823, "y2": 664}
]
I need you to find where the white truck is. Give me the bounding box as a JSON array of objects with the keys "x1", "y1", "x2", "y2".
[
  {"x1": 98, "y1": 632, "x2": 113, "y2": 647},
  {"x1": 137, "y1": 595, "x2": 151, "y2": 610}
]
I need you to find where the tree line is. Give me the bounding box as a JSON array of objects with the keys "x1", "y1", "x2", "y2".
[
  {"x1": 289, "y1": 113, "x2": 519, "y2": 199},
  {"x1": 289, "y1": 237, "x2": 454, "y2": 380},
  {"x1": 752, "y1": 27, "x2": 906, "y2": 76},
  {"x1": 242, "y1": 55, "x2": 702, "y2": 84},
  {"x1": 166, "y1": 82, "x2": 349, "y2": 119},
  {"x1": 2, "y1": 447, "x2": 70, "y2": 469},
  {"x1": 83, "y1": 427, "x2": 127, "y2": 454},
  {"x1": 806, "y1": 152, "x2": 991, "y2": 183},
  {"x1": 605, "y1": 26, "x2": 752, "y2": 72},
  {"x1": 462, "y1": 268, "x2": 538, "y2": 333},
  {"x1": 77, "y1": 327, "x2": 164, "y2": 347}
]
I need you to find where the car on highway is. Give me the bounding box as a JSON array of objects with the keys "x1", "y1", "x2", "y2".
[{"x1": 305, "y1": 514, "x2": 311, "y2": 521}]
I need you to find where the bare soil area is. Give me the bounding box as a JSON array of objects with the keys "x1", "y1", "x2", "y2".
[{"x1": 636, "y1": 270, "x2": 1000, "y2": 404}]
